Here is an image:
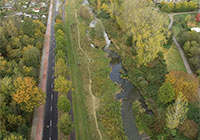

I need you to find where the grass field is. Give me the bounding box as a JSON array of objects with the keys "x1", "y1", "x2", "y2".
[
  {"x1": 64, "y1": 0, "x2": 94, "y2": 139},
  {"x1": 164, "y1": 44, "x2": 187, "y2": 72},
  {"x1": 172, "y1": 13, "x2": 198, "y2": 37}
]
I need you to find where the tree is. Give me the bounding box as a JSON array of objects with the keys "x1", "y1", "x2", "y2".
[
  {"x1": 158, "y1": 82, "x2": 175, "y2": 104},
  {"x1": 79, "y1": 5, "x2": 92, "y2": 20},
  {"x1": 7, "y1": 114, "x2": 25, "y2": 129},
  {"x1": 3, "y1": 133, "x2": 25, "y2": 140},
  {"x1": 118, "y1": 0, "x2": 168, "y2": 65},
  {"x1": 55, "y1": 50, "x2": 66, "y2": 61},
  {"x1": 54, "y1": 58, "x2": 68, "y2": 78},
  {"x1": 57, "y1": 95, "x2": 71, "y2": 112},
  {"x1": 23, "y1": 45, "x2": 40, "y2": 68},
  {"x1": 12, "y1": 77, "x2": 45, "y2": 112},
  {"x1": 94, "y1": 19, "x2": 105, "y2": 39},
  {"x1": 166, "y1": 92, "x2": 188, "y2": 129},
  {"x1": 54, "y1": 76, "x2": 72, "y2": 94},
  {"x1": 166, "y1": 71, "x2": 199, "y2": 103},
  {"x1": 179, "y1": 119, "x2": 199, "y2": 139},
  {"x1": 58, "y1": 113, "x2": 73, "y2": 136}
]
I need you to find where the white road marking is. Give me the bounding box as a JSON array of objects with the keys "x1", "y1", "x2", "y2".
[
  {"x1": 51, "y1": 94, "x2": 53, "y2": 100},
  {"x1": 50, "y1": 106, "x2": 53, "y2": 112},
  {"x1": 49, "y1": 137, "x2": 51, "y2": 140},
  {"x1": 51, "y1": 84, "x2": 53, "y2": 88},
  {"x1": 52, "y1": 75, "x2": 54, "y2": 79},
  {"x1": 50, "y1": 120, "x2": 52, "y2": 126}
]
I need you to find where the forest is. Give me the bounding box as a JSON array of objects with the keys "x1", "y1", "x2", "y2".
[
  {"x1": 0, "y1": 18, "x2": 46, "y2": 139},
  {"x1": 86, "y1": 0, "x2": 200, "y2": 139}
]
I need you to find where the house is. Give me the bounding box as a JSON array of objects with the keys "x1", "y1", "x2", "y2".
[
  {"x1": 42, "y1": 14, "x2": 46, "y2": 18},
  {"x1": 154, "y1": 0, "x2": 184, "y2": 3},
  {"x1": 196, "y1": 13, "x2": 200, "y2": 22},
  {"x1": 41, "y1": 2, "x2": 47, "y2": 7},
  {"x1": 32, "y1": 8, "x2": 40, "y2": 12}
]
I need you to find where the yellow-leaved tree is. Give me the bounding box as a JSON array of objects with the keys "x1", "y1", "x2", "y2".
[
  {"x1": 166, "y1": 71, "x2": 199, "y2": 103},
  {"x1": 12, "y1": 77, "x2": 45, "y2": 112},
  {"x1": 166, "y1": 92, "x2": 188, "y2": 129}
]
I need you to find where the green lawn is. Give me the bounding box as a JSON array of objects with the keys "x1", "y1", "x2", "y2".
[
  {"x1": 172, "y1": 13, "x2": 198, "y2": 37},
  {"x1": 164, "y1": 44, "x2": 186, "y2": 72},
  {"x1": 64, "y1": 1, "x2": 93, "y2": 139}
]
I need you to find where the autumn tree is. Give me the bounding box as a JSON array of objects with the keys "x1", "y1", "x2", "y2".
[
  {"x1": 166, "y1": 71, "x2": 199, "y2": 103},
  {"x1": 12, "y1": 77, "x2": 45, "y2": 112},
  {"x1": 158, "y1": 82, "x2": 175, "y2": 104},
  {"x1": 54, "y1": 58, "x2": 68, "y2": 78},
  {"x1": 179, "y1": 119, "x2": 199, "y2": 139},
  {"x1": 166, "y1": 93, "x2": 188, "y2": 129},
  {"x1": 116, "y1": 0, "x2": 168, "y2": 65},
  {"x1": 57, "y1": 95, "x2": 71, "y2": 112},
  {"x1": 54, "y1": 76, "x2": 72, "y2": 94},
  {"x1": 58, "y1": 113, "x2": 73, "y2": 136}
]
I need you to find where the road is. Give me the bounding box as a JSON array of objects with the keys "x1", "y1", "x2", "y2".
[{"x1": 42, "y1": 0, "x2": 59, "y2": 139}]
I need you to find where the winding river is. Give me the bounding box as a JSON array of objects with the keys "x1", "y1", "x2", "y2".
[{"x1": 82, "y1": 1, "x2": 150, "y2": 139}]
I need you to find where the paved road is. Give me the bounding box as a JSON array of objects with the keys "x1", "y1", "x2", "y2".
[{"x1": 42, "y1": 0, "x2": 59, "y2": 139}]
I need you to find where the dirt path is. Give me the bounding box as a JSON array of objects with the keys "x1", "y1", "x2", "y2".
[{"x1": 74, "y1": 9, "x2": 103, "y2": 140}]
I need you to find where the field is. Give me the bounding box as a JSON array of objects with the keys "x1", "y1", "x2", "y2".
[{"x1": 164, "y1": 44, "x2": 187, "y2": 72}]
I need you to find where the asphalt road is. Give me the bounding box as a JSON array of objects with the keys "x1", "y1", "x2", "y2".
[{"x1": 42, "y1": 0, "x2": 59, "y2": 139}]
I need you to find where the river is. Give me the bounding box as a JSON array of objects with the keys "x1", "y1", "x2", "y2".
[{"x1": 82, "y1": 0, "x2": 150, "y2": 139}]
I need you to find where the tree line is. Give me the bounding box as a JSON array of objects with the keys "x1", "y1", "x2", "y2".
[
  {"x1": 159, "y1": 1, "x2": 198, "y2": 13},
  {"x1": 53, "y1": 15, "x2": 74, "y2": 138}
]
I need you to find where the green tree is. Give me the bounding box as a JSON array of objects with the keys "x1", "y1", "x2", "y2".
[
  {"x1": 57, "y1": 95, "x2": 71, "y2": 112},
  {"x1": 158, "y1": 82, "x2": 175, "y2": 104},
  {"x1": 54, "y1": 76, "x2": 72, "y2": 94},
  {"x1": 166, "y1": 92, "x2": 188, "y2": 129},
  {"x1": 55, "y1": 50, "x2": 66, "y2": 61},
  {"x1": 94, "y1": 19, "x2": 105, "y2": 39},
  {"x1": 23, "y1": 45, "x2": 40, "y2": 68},
  {"x1": 79, "y1": 5, "x2": 92, "y2": 20},
  {"x1": 58, "y1": 113, "x2": 73, "y2": 136},
  {"x1": 3, "y1": 133, "x2": 25, "y2": 140}
]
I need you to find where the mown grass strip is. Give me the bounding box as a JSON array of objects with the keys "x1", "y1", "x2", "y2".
[
  {"x1": 64, "y1": 0, "x2": 92, "y2": 139},
  {"x1": 164, "y1": 44, "x2": 187, "y2": 72}
]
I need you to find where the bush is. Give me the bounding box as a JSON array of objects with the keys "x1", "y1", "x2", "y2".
[{"x1": 79, "y1": 5, "x2": 92, "y2": 21}]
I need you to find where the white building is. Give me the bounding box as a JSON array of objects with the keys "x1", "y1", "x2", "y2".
[{"x1": 191, "y1": 27, "x2": 200, "y2": 32}]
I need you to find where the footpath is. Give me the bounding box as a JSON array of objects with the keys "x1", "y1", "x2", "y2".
[
  {"x1": 30, "y1": 0, "x2": 53, "y2": 139},
  {"x1": 168, "y1": 11, "x2": 200, "y2": 100}
]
